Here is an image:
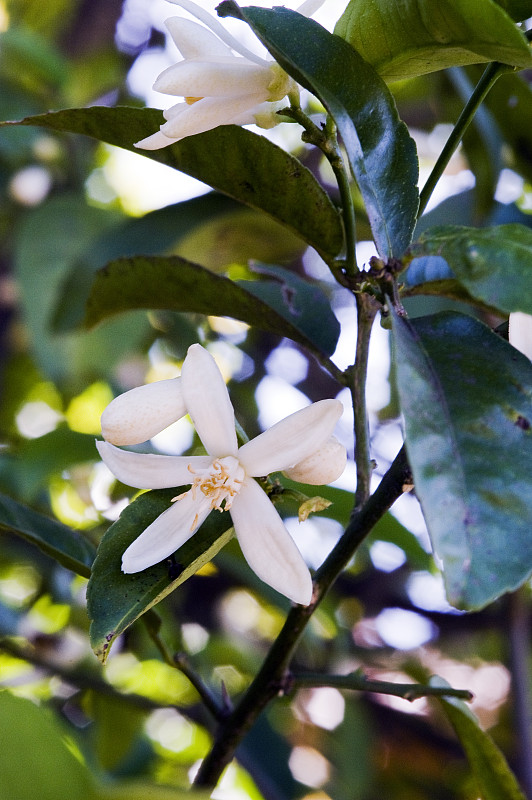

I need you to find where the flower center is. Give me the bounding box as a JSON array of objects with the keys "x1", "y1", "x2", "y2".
[{"x1": 188, "y1": 456, "x2": 245, "y2": 512}]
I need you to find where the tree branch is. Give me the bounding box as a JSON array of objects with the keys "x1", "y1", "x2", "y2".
[{"x1": 193, "y1": 445, "x2": 412, "y2": 789}]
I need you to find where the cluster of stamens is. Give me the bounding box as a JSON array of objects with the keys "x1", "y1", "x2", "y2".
[{"x1": 172, "y1": 456, "x2": 245, "y2": 529}]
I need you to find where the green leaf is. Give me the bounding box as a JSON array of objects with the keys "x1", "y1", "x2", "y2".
[
  {"x1": 0, "y1": 492, "x2": 94, "y2": 577},
  {"x1": 85, "y1": 255, "x2": 340, "y2": 359},
  {"x1": 494, "y1": 0, "x2": 532, "y2": 22},
  {"x1": 334, "y1": 0, "x2": 532, "y2": 82},
  {"x1": 87, "y1": 489, "x2": 234, "y2": 662},
  {"x1": 97, "y1": 784, "x2": 210, "y2": 800},
  {"x1": 410, "y1": 224, "x2": 532, "y2": 315},
  {"x1": 0, "y1": 691, "x2": 96, "y2": 800},
  {"x1": 392, "y1": 310, "x2": 532, "y2": 610},
  {"x1": 221, "y1": 3, "x2": 419, "y2": 259},
  {"x1": 431, "y1": 677, "x2": 526, "y2": 799},
  {"x1": 13, "y1": 194, "x2": 151, "y2": 385},
  {"x1": 2, "y1": 107, "x2": 343, "y2": 262}
]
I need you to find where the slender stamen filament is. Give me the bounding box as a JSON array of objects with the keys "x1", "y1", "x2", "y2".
[{"x1": 172, "y1": 456, "x2": 245, "y2": 524}]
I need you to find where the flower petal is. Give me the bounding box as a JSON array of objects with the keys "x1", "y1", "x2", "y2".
[
  {"x1": 96, "y1": 441, "x2": 212, "y2": 489},
  {"x1": 101, "y1": 378, "x2": 186, "y2": 445},
  {"x1": 121, "y1": 492, "x2": 212, "y2": 573},
  {"x1": 509, "y1": 311, "x2": 532, "y2": 360},
  {"x1": 181, "y1": 344, "x2": 238, "y2": 458},
  {"x1": 165, "y1": 16, "x2": 232, "y2": 59},
  {"x1": 283, "y1": 436, "x2": 347, "y2": 485},
  {"x1": 164, "y1": 0, "x2": 269, "y2": 65},
  {"x1": 230, "y1": 478, "x2": 313, "y2": 605},
  {"x1": 154, "y1": 59, "x2": 271, "y2": 99},
  {"x1": 238, "y1": 399, "x2": 343, "y2": 477},
  {"x1": 160, "y1": 95, "x2": 263, "y2": 140},
  {"x1": 135, "y1": 130, "x2": 179, "y2": 150}
]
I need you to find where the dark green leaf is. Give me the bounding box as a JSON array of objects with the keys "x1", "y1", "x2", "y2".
[
  {"x1": 0, "y1": 692, "x2": 96, "y2": 800},
  {"x1": 410, "y1": 224, "x2": 532, "y2": 314},
  {"x1": 221, "y1": 4, "x2": 419, "y2": 259},
  {"x1": 482, "y1": 70, "x2": 532, "y2": 185},
  {"x1": 87, "y1": 489, "x2": 234, "y2": 662},
  {"x1": 392, "y1": 310, "x2": 532, "y2": 610},
  {"x1": 85, "y1": 255, "x2": 340, "y2": 358},
  {"x1": 495, "y1": 0, "x2": 532, "y2": 21},
  {"x1": 431, "y1": 677, "x2": 527, "y2": 799},
  {"x1": 334, "y1": 0, "x2": 532, "y2": 82},
  {"x1": 0, "y1": 491, "x2": 94, "y2": 577},
  {"x1": 2, "y1": 107, "x2": 343, "y2": 261}
]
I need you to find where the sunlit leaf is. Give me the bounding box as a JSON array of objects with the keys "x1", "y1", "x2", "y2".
[
  {"x1": 0, "y1": 691, "x2": 96, "y2": 800},
  {"x1": 1, "y1": 107, "x2": 343, "y2": 261},
  {"x1": 221, "y1": 3, "x2": 419, "y2": 259},
  {"x1": 431, "y1": 677, "x2": 526, "y2": 799},
  {"x1": 87, "y1": 488, "x2": 234, "y2": 662},
  {"x1": 85, "y1": 256, "x2": 340, "y2": 358},
  {"x1": 335, "y1": 0, "x2": 532, "y2": 82},
  {"x1": 0, "y1": 491, "x2": 94, "y2": 578},
  {"x1": 393, "y1": 310, "x2": 532, "y2": 610}
]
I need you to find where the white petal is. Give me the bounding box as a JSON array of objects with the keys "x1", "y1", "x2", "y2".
[
  {"x1": 154, "y1": 59, "x2": 271, "y2": 99},
  {"x1": 181, "y1": 344, "x2": 238, "y2": 458},
  {"x1": 135, "y1": 130, "x2": 179, "y2": 150},
  {"x1": 230, "y1": 479, "x2": 312, "y2": 605},
  {"x1": 295, "y1": 0, "x2": 325, "y2": 17},
  {"x1": 165, "y1": 16, "x2": 232, "y2": 59},
  {"x1": 160, "y1": 94, "x2": 263, "y2": 140},
  {"x1": 509, "y1": 312, "x2": 532, "y2": 360},
  {"x1": 238, "y1": 399, "x2": 343, "y2": 477},
  {"x1": 96, "y1": 441, "x2": 212, "y2": 489},
  {"x1": 283, "y1": 436, "x2": 347, "y2": 485},
  {"x1": 164, "y1": 0, "x2": 269, "y2": 65},
  {"x1": 101, "y1": 378, "x2": 186, "y2": 445},
  {"x1": 121, "y1": 492, "x2": 212, "y2": 573}
]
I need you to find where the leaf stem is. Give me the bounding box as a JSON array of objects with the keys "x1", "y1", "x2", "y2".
[
  {"x1": 193, "y1": 446, "x2": 411, "y2": 789},
  {"x1": 282, "y1": 105, "x2": 358, "y2": 278},
  {"x1": 418, "y1": 61, "x2": 513, "y2": 218},
  {"x1": 348, "y1": 293, "x2": 379, "y2": 507},
  {"x1": 291, "y1": 671, "x2": 473, "y2": 702}
]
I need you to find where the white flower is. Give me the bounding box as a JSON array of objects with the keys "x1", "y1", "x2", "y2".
[
  {"x1": 509, "y1": 311, "x2": 532, "y2": 361},
  {"x1": 135, "y1": 0, "x2": 299, "y2": 150},
  {"x1": 97, "y1": 344, "x2": 345, "y2": 605}
]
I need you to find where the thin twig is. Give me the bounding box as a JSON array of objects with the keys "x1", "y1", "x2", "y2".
[
  {"x1": 349, "y1": 293, "x2": 379, "y2": 507},
  {"x1": 193, "y1": 446, "x2": 412, "y2": 789},
  {"x1": 418, "y1": 61, "x2": 514, "y2": 218},
  {"x1": 143, "y1": 612, "x2": 227, "y2": 722},
  {"x1": 291, "y1": 671, "x2": 473, "y2": 702}
]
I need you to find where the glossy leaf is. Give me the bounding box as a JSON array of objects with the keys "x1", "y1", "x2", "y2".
[
  {"x1": 0, "y1": 692, "x2": 96, "y2": 800},
  {"x1": 85, "y1": 256, "x2": 340, "y2": 358},
  {"x1": 2, "y1": 107, "x2": 343, "y2": 262},
  {"x1": 392, "y1": 310, "x2": 532, "y2": 610},
  {"x1": 220, "y1": 3, "x2": 419, "y2": 259},
  {"x1": 410, "y1": 224, "x2": 532, "y2": 315},
  {"x1": 431, "y1": 677, "x2": 526, "y2": 799},
  {"x1": 0, "y1": 492, "x2": 94, "y2": 578},
  {"x1": 335, "y1": 0, "x2": 532, "y2": 82},
  {"x1": 87, "y1": 488, "x2": 234, "y2": 662}
]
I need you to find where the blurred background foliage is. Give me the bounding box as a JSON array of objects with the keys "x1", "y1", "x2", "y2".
[{"x1": 1, "y1": 0, "x2": 532, "y2": 798}]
